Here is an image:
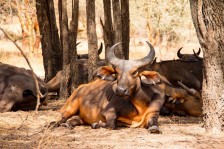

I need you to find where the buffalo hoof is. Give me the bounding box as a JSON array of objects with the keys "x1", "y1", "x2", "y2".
[
  {"x1": 91, "y1": 122, "x2": 107, "y2": 129},
  {"x1": 60, "y1": 123, "x2": 73, "y2": 129},
  {"x1": 48, "y1": 121, "x2": 60, "y2": 128},
  {"x1": 148, "y1": 126, "x2": 162, "y2": 134},
  {"x1": 91, "y1": 123, "x2": 101, "y2": 129}
]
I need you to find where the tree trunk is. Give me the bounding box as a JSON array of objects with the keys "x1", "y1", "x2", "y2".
[
  {"x1": 69, "y1": 0, "x2": 79, "y2": 92},
  {"x1": 112, "y1": 0, "x2": 123, "y2": 59},
  {"x1": 86, "y1": 0, "x2": 98, "y2": 81},
  {"x1": 121, "y1": 0, "x2": 129, "y2": 60},
  {"x1": 36, "y1": 0, "x2": 62, "y2": 81},
  {"x1": 102, "y1": 0, "x2": 114, "y2": 62},
  {"x1": 58, "y1": 0, "x2": 70, "y2": 99},
  {"x1": 190, "y1": 0, "x2": 224, "y2": 133}
]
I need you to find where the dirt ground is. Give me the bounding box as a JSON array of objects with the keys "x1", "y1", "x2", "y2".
[
  {"x1": 0, "y1": 28, "x2": 222, "y2": 149},
  {"x1": 0, "y1": 99, "x2": 223, "y2": 149}
]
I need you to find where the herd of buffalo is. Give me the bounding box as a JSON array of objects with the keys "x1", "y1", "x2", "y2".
[{"x1": 0, "y1": 42, "x2": 203, "y2": 133}]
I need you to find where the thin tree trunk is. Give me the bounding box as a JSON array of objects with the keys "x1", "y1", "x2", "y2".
[
  {"x1": 121, "y1": 0, "x2": 129, "y2": 60},
  {"x1": 59, "y1": 0, "x2": 70, "y2": 99},
  {"x1": 86, "y1": 0, "x2": 98, "y2": 81},
  {"x1": 102, "y1": 0, "x2": 114, "y2": 63},
  {"x1": 69, "y1": 0, "x2": 79, "y2": 92},
  {"x1": 190, "y1": 0, "x2": 224, "y2": 133},
  {"x1": 112, "y1": 0, "x2": 123, "y2": 59},
  {"x1": 36, "y1": 0, "x2": 61, "y2": 81}
]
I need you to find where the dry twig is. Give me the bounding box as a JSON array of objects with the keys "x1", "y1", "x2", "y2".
[{"x1": 17, "y1": 114, "x2": 29, "y2": 130}]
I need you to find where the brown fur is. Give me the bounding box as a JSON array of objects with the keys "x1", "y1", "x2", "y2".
[{"x1": 53, "y1": 67, "x2": 165, "y2": 131}]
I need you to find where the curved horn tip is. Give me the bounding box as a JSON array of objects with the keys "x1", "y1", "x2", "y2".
[
  {"x1": 106, "y1": 42, "x2": 122, "y2": 65},
  {"x1": 193, "y1": 49, "x2": 196, "y2": 54},
  {"x1": 144, "y1": 41, "x2": 156, "y2": 60},
  {"x1": 197, "y1": 48, "x2": 201, "y2": 55},
  {"x1": 177, "y1": 47, "x2": 183, "y2": 58},
  {"x1": 98, "y1": 42, "x2": 103, "y2": 54},
  {"x1": 145, "y1": 41, "x2": 154, "y2": 48},
  {"x1": 76, "y1": 42, "x2": 81, "y2": 46},
  {"x1": 146, "y1": 41, "x2": 155, "y2": 51}
]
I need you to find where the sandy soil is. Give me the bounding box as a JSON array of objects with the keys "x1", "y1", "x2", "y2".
[
  {"x1": 0, "y1": 100, "x2": 223, "y2": 149},
  {"x1": 0, "y1": 25, "x2": 222, "y2": 149}
]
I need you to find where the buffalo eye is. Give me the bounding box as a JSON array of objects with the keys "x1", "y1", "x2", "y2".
[{"x1": 131, "y1": 70, "x2": 139, "y2": 78}]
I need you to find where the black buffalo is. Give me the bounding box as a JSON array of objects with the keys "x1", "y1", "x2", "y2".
[
  {"x1": 0, "y1": 63, "x2": 48, "y2": 112},
  {"x1": 148, "y1": 59, "x2": 203, "y2": 92},
  {"x1": 177, "y1": 47, "x2": 203, "y2": 61}
]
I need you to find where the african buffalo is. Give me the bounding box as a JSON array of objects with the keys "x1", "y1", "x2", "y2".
[
  {"x1": 97, "y1": 70, "x2": 202, "y2": 117},
  {"x1": 46, "y1": 59, "x2": 106, "y2": 93},
  {"x1": 0, "y1": 63, "x2": 48, "y2": 112},
  {"x1": 46, "y1": 43, "x2": 105, "y2": 93},
  {"x1": 177, "y1": 47, "x2": 203, "y2": 61},
  {"x1": 51, "y1": 42, "x2": 165, "y2": 133},
  {"x1": 46, "y1": 59, "x2": 87, "y2": 93},
  {"x1": 148, "y1": 59, "x2": 203, "y2": 92},
  {"x1": 159, "y1": 79, "x2": 202, "y2": 117}
]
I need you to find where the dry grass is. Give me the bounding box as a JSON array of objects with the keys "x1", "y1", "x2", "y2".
[{"x1": 0, "y1": 104, "x2": 224, "y2": 149}]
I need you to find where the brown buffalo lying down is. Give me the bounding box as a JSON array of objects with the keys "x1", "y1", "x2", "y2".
[
  {"x1": 0, "y1": 63, "x2": 48, "y2": 112},
  {"x1": 94, "y1": 69, "x2": 202, "y2": 117},
  {"x1": 51, "y1": 42, "x2": 202, "y2": 134},
  {"x1": 51, "y1": 42, "x2": 166, "y2": 133},
  {"x1": 155, "y1": 74, "x2": 202, "y2": 117}
]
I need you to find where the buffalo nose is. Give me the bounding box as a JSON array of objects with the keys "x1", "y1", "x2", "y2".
[{"x1": 116, "y1": 86, "x2": 128, "y2": 96}]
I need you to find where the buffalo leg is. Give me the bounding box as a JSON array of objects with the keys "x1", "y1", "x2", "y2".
[
  {"x1": 145, "y1": 112, "x2": 161, "y2": 134},
  {"x1": 0, "y1": 94, "x2": 15, "y2": 112},
  {"x1": 67, "y1": 117, "x2": 84, "y2": 127},
  {"x1": 50, "y1": 97, "x2": 80, "y2": 128},
  {"x1": 146, "y1": 94, "x2": 164, "y2": 134},
  {"x1": 92, "y1": 106, "x2": 117, "y2": 129}
]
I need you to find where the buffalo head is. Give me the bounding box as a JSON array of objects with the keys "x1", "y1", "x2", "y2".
[
  {"x1": 177, "y1": 47, "x2": 202, "y2": 62},
  {"x1": 106, "y1": 42, "x2": 155, "y2": 96}
]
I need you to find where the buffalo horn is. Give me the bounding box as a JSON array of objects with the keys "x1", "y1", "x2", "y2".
[
  {"x1": 196, "y1": 48, "x2": 201, "y2": 55},
  {"x1": 98, "y1": 42, "x2": 103, "y2": 55},
  {"x1": 177, "y1": 47, "x2": 183, "y2": 58},
  {"x1": 134, "y1": 41, "x2": 155, "y2": 68},
  {"x1": 107, "y1": 41, "x2": 155, "y2": 68},
  {"x1": 193, "y1": 49, "x2": 203, "y2": 60},
  {"x1": 76, "y1": 42, "x2": 81, "y2": 46},
  {"x1": 177, "y1": 81, "x2": 196, "y2": 95},
  {"x1": 106, "y1": 42, "x2": 122, "y2": 66}
]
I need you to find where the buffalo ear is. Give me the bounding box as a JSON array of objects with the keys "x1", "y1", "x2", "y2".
[
  {"x1": 93, "y1": 66, "x2": 116, "y2": 81},
  {"x1": 140, "y1": 71, "x2": 172, "y2": 85},
  {"x1": 140, "y1": 71, "x2": 161, "y2": 85}
]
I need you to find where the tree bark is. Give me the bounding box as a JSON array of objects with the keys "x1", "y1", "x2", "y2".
[
  {"x1": 69, "y1": 0, "x2": 79, "y2": 92},
  {"x1": 58, "y1": 0, "x2": 70, "y2": 99},
  {"x1": 121, "y1": 0, "x2": 129, "y2": 60},
  {"x1": 102, "y1": 0, "x2": 114, "y2": 62},
  {"x1": 86, "y1": 0, "x2": 98, "y2": 81},
  {"x1": 36, "y1": 0, "x2": 62, "y2": 81},
  {"x1": 112, "y1": 0, "x2": 123, "y2": 59},
  {"x1": 190, "y1": 0, "x2": 224, "y2": 133}
]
